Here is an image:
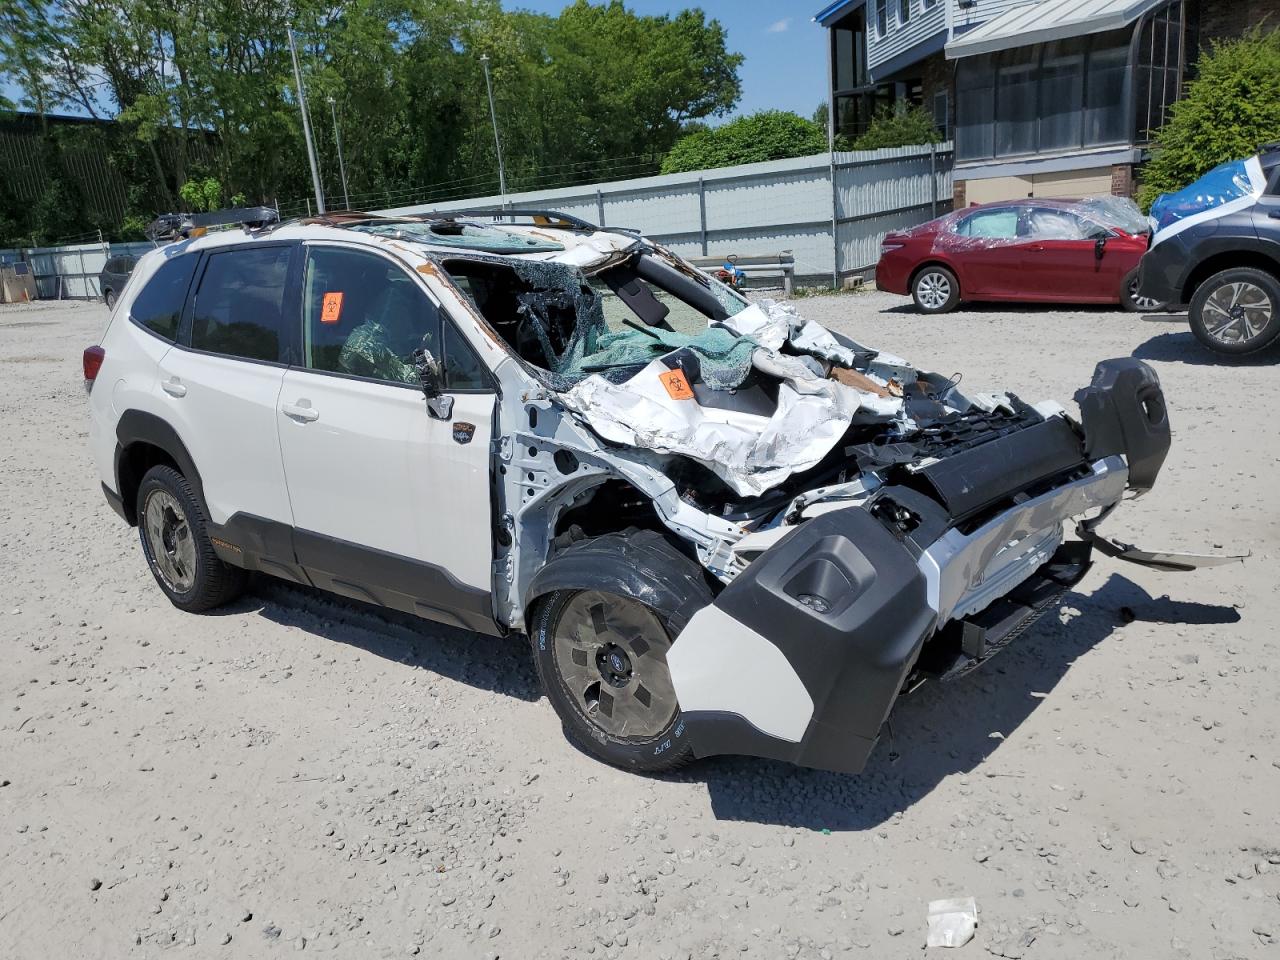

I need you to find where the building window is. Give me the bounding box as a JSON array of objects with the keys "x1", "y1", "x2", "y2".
[
  {"x1": 1135, "y1": 1, "x2": 1193, "y2": 141},
  {"x1": 875, "y1": 0, "x2": 888, "y2": 37},
  {"x1": 953, "y1": 13, "x2": 1182, "y2": 163},
  {"x1": 1038, "y1": 38, "x2": 1086, "y2": 151},
  {"x1": 899, "y1": 0, "x2": 911, "y2": 25},
  {"x1": 924, "y1": 0, "x2": 938, "y2": 7},
  {"x1": 933, "y1": 90, "x2": 950, "y2": 139}
]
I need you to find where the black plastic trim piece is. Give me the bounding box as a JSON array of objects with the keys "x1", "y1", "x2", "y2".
[
  {"x1": 114, "y1": 410, "x2": 204, "y2": 524},
  {"x1": 1073, "y1": 358, "x2": 1170, "y2": 494},
  {"x1": 683, "y1": 506, "x2": 936, "y2": 775},
  {"x1": 206, "y1": 513, "x2": 499, "y2": 635},
  {"x1": 101, "y1": 482, "x2": 128, "y2": 522},
  {"x1": 905, "y1": 417, "x2": 1087, "y2": 521}
]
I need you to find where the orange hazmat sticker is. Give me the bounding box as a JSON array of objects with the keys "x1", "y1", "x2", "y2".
[
  {"x1": 320, "y1": 291, "x2": 344, "y2": 324},
  {"x1": 659, "y1": 368, "x2": 694, "y2": 400}
]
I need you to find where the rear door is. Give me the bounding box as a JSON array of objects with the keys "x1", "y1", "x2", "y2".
[
  {"x1": 157, "y1": 242, "x2": 298, "y2": 527},
  {"x1": 1020, "y1": 207, "x2": 1118, "y2": 301},
  {"x1": 275, "y1": 243, "x2": 497, "y2": 629},
  {"x1": 939, "y1": 206, "x2": 1024, "y2": 297}
]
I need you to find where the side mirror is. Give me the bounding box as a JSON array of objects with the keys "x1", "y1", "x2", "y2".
[
  {"x1": 1093, "y1": 235, "x2": 1108, "y2": 260},
  {"x1": 411, "y1": 347, "x2": 454, "y2": 420}
]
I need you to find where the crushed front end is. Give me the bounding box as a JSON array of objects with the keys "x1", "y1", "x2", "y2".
[{"x1": 668, "y1": 358, "x2": 1186, "y2": 774}]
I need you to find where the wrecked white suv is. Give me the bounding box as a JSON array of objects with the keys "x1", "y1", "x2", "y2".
[{"x1": 86, "y1": 207, "x2": 1222, "y2": 775}]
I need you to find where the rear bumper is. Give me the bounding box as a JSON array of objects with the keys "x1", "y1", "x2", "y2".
[
  {"x1": 669, "y1": 359, "x2": 1171, "y2": 774},
  {"x1": 874, "y1": 253, "x2": 913, "y2": 295}
]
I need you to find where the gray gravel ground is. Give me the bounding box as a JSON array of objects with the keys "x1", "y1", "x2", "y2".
[{"x1": 1, "y1": 292, "x2": 1277, "y2": 959}]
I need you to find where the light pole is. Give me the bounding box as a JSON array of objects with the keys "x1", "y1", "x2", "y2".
[
  {"x1": 479, "y1": 54, "x2": 507, "y2": 207},
  {"x1": 288, "y1": 24, "x2": 325, "y2": 214},
  {"x1": 327, "y1": 96, "x2": 351, "y2": 210}
]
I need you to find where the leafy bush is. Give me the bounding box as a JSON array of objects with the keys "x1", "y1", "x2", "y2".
[
  {"x1": 841, "y1": 105, "x2": 941, "y2": 152},
  {"x1": 1136, "y1": 26, "x2": 1280, "y2": 210},
  {"x1": 661, "y1": 110, "x2": 826, "y2": 174}
]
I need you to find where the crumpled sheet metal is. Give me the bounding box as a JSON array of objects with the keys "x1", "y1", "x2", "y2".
[
  {"x1": 559, "y1": 299, "x2": 917, "y2": 497},
  {"x1": 565, "y1": 354, "x2": 861, "y2": 497}
]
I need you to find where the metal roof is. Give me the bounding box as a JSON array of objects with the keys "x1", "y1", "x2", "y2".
[{"x1": 946, "y1": 0, "x2": 1169, "y2": 58}]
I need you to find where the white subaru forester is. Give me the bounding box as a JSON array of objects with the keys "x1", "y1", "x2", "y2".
[{"x1": 86, "y1": 207, "x2": 1223, "y2": 775}]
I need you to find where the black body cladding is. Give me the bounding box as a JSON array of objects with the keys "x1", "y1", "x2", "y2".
[{"x1": 1074, "y1": 358, "x2": 1169, "y2": 494}]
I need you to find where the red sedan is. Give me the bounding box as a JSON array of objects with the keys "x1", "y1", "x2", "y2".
[{"x1": 875, "y1": 198, "x2": 1163, "y2": 314}]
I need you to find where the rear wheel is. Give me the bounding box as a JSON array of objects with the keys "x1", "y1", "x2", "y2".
[
  {"x1": 1188, "y1": 267, "x2": 1280, "y2": 355},
  {"x1": 136, "y1": 465, "x2": 247, "y2": 612},
  {"x1": 1122, "y1": 269, "x2": 1167, "y2": 312},
  {"x1": 104, "y1": 289, "x2": 116, "y2": 309},
  {"x1": 911, "y1": 265, "x2": 960, "y2": 314}
]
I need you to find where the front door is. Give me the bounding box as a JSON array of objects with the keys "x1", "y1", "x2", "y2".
[
  {"x1": 275, "y1": 243, "x2": 498, "y2": 632},
  {"x1": 1020, "y1": 207, "x2": 1118, "y2": 301}
]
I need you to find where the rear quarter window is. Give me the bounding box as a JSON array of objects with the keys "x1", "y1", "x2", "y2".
[
  {"x1": 129, "y1": 255, "x2": 198, "y2": 341},
  {"x1": 189, "y1": 246, "x2": 293, "y2": 363}
]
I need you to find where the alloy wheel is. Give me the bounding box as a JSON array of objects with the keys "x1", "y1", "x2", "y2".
[
  {"x1": 552, "y1": 591, "x2": 677, "y2": 740},
  {"x1": 916, "y1": 271, "x2": 952, "y2": 310},
  {"x1": 143, "y1": 489, "x2": 197, "y2": 593},
  {"x1": 1128, "y1": 275, "x2": 1163, "y2": 312},
  {"x1": 1201, "y1": 281, "x2": 1274, "y2": 344}
]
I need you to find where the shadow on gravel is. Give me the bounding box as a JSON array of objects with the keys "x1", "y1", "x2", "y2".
[
  {"x1": 236, "y1": 575, "x2": 541, "y2": 702},
  {"x1": 1132, "y1": 330, "x2": 1280, "y2": 366},
  {"x1": 879, "y1": 301, "x2": 1123, "y2": 316},
  {"x1": 695, "y1": 573, "x2": 1240, "y2": 832}
]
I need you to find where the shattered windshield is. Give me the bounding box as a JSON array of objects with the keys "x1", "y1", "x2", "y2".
[
  {"x1": 442, "y1": 251, "x2": 755, "y2": 389},
  {"x1": 352, "y1": 220, "x2": 566, "y2": 254}
]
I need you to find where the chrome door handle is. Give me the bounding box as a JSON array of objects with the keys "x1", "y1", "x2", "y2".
[
  {"x1": 281, "y1": 402, "x2": 319, "y2": 423},
  {"x1": 161, "y1": 377, "x2": 186, "y2": 398}
]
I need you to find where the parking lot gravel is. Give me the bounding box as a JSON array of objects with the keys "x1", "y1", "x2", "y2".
[{"x1": 1, "y1": 292, "x2": 1277, "y2": 959}]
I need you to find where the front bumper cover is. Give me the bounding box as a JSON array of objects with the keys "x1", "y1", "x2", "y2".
[{"x1": 668, "y1": 359, "x2": 1186, "y2": 774}]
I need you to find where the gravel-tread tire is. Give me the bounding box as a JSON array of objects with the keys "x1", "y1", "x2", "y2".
[
  {"x1": 1188, "y1": 267, "x2": 1280, "y2": 356},
  {"x1": 136, "y1": 464, "x2": 247, "y2": 613},
  {"x1": 528, "y1": 530, "x2": 713, "y2": 773},
  {"x1": 911, "y1": 264, "x2": 961, "y2": 314}
]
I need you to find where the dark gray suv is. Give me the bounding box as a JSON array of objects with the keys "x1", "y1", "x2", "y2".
[{"x1": 1139, "y1": 144, "x2": 1280, "y2": 355}]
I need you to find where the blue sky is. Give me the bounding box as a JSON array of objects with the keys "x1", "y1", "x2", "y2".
[
  {"x1": 509, "y1": 1, "x2": 829, "y2": 121},
  {"x1": 3, "y1": 2, "x2": 829, "y2": 122}
]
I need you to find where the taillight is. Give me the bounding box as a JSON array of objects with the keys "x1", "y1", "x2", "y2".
[{"x1": 83, "y1": 345, "x2": 105, "y2": 391}]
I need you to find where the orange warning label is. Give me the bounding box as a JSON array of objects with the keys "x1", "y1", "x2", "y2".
[
  {"x1": 320, "y1": 291, "x2": 344, "y2": 324},
  {"x1": 659, "y1": 368, "x2": 694, "y2": 400}
]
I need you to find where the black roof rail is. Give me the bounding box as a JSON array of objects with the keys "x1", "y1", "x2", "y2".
[
  {"x1": 145, "y1": 205, "x2": 280, "y2": 242},
  {"x1": 413, "y1": 208, "x2": 601, "y2": 232}
]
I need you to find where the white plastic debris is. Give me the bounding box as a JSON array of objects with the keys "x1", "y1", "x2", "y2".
[{"x1": 926, "y1": 897, "x2": 978, "y2": 948}]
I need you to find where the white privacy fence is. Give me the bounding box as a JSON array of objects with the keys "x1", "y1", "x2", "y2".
[
  {"x1": 0, "y1": 144, "x2": 952, "y2": 298},
  {"x1": 384, "y1": 144, "x2": 954, "y2": 284},
  {"x1": 0, "y1": 240, "x2": 155, "y2": 300}
]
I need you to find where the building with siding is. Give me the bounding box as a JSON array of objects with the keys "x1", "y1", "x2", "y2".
[{"x1": 816, "y1": 0, "x2": 1280, "y2": 204}]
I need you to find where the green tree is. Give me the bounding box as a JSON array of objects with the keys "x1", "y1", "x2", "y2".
[
  {"x1": 842, "y1": 104, "x2": 941, "y2": 151},
  {"x1": 1136, "y1": 26, "x2": 1280, "y2": 210},
  {"x1": 661, "y1": 110, "x2": 826, "y2": 174}
]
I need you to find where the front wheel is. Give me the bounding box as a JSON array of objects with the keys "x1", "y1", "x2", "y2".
[
  {"x1": 528, "y1": 531, "x2": 712, "y2": 772},
  {"x1": 912, "y1": 265, "x2": 960, "y2": 314},
  {"x1": 1122, "y1": 269, "x2": 1167, "y2": 313},
  {"x1": 104, "y1": 289, "x2": 117, "y2": 309},
  {"x1": 1188, "y1": 267, "x2": 1280, "y2": 355}
]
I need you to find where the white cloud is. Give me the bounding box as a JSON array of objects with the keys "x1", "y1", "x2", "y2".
[{"x1": 767, "y1": 18, "x2": 791, "y2": 34}]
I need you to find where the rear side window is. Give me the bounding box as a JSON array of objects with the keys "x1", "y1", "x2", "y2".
[
  {"x1": 189, "y1": 246, "x2": 292, "y2": 363},
  {"x1": 129, "y1": 254, "x2": 197, "y2": 341},
  {"x1": 953, "y1": 209, "x2": 1019, "y2": 239}
]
